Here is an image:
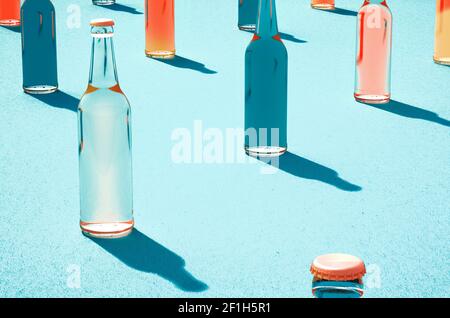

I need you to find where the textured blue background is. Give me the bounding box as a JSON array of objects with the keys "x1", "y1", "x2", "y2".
[{"x1": 0, "y1": 0, "x2": 449, "y2": 297}]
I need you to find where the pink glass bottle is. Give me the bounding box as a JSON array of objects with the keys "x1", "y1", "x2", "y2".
[
  {"x1": 354, "y1": 0, "x2": 392, "y2": 104},
  {"x1": 311, "y1": 0, "x2": 335, "y2": 11},
  {"x1": 434, "y1": 0, "x2": 450, "y2": 65}
]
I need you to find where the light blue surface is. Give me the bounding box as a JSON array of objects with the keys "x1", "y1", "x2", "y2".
[{"x1": 0, "y1": 0, "x2": 449, "y2": 298}]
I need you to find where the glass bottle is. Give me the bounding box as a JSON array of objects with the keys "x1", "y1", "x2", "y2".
[
  {"x1": 238, "y1": 0, "x2": 258, "y2": 31},
  {"x1": 245, "y1": 0, "x2": 287, "y2": 157},
  {"x1": 310, "y1": 254, "x2": 366, "y2": 298},
  {"x1": 311, "y1": 0, "x2": 335, "y2": 11},
  {"x1": 434, "y1": 0, "x2": 450, "y2": 65},
  {"x1": 145, "y1": 0, "x2": 175, "y2": 59},
  {"x1": 0, "y1": 0, "x2": 21, "y2": 26},
  {"x1": 354, "y1": 0, "x2": 392, "y2": 104},
  {"x1": 21, "y1": 0, "x2": 58, "y2": 94},
  {"x1": 78, "y1": 19, "x2": 134, "y2": 238},
  {"x1": 92, "y1": 0, "x2": 115, "y2": 5}
]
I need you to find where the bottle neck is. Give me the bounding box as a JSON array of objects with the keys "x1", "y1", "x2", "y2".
[
  {"x1": 89, "y1": 34, "x2": 118, "y2": 88},
  {"x1": 256, "y1": 0, "x2": 279, "y2": 38}
]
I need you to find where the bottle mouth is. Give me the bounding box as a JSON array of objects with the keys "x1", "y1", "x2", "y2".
[{"x1": 90, "y1": 18, "x2": 115, "y2": 38}]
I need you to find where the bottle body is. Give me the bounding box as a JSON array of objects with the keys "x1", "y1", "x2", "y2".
[
  {"x1": 434, "y1": 0, "x2": 450, "y2": 65},
  {"x1": 244, "y1": 0, "x2": 287, "y2": 157},
  {"x1": 238, "y1": 0, "x2": 258, "y2": 31},
  {"x1": 21, "y1": 0, "x2": 58, "y2": 94},
  {"x1": 311, "y1": 0, "x2": 335, "y2": 10},
  {"x1": 354, "y1": 0, "x2": 392, "y2": 104},
  {"x1": 312, "y1": 278, "x2": 364, "y2": 298},
  {"x1": 0, "y1": 0, "x2": 21, "y2": 26},
  {"x1": 92, "y1": 0, "x2": 116, "y2": 5},
  {"x1": 145, "y1": 0, "x2": 175, "y2": 59},
  {"x1": 78, "y1": 21, "x2": 134, "y2": 238}
]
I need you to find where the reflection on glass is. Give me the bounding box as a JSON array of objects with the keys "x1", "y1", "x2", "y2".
[
  {"x1": 311, "y1": 0, "x2": 335, "y2": 11},
  {"x1": 434, "y1": 0, "x2": 450, "y2": 65},
  {"x1": 0, "y1": 0, "x2": 21, "y2": 26},
  {"x1": 21, "y1": 0, "x2": 58, "y2": 94},
  {"x1": 145, "y1": 0, "x2": 175, "y2": 59},
  {"x1": 238, "y1": 0, "x2": 258, "y2": 31},
  {"x1": 354, "y1": 0, "x2": 392, "y2": 104},
  {"x1": 92, "y1": 0, "x2": 116, "y2": 6},
  {"x1": 78, "y1": 19, "x2": 134, "y2": 238},
  {"x1": 244, "y1": 0, "x2": 287, "y2": 157}
]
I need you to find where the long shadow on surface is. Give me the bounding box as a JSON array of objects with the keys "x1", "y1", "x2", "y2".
[
  {"x1": 279, "y1": 32, "x2": 308, "y2": 44},
  {"x1": 88, "y1": 229, "x2": 208, "y2": 292},
  {"x1": 29, "y1": 90, "x2": 79, "y2": 112},
  {"x1": 242, "y1": 29, "x2": 307, "y2": 44},
  {"x1": 94, "y1": 3, "x2": 143, "y2": 14},
  {"x1": 1, "y1": 25, "x2": 21, "y2": 33},
  {"x1": 154, "y1": 55, "x2": 217, "y2": 74},
  {"x1": 322, "y1": 8, "x2": 358, "y2": 16},
  {"x1": 259, "y1": 152, "x2": 362, "y2": 192},
  {"x1": 367, "y1": 100, "x2": 450, "y2": 128}
]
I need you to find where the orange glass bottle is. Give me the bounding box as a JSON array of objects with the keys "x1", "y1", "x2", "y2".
[
  {"x1": 145, "y1": 0, "x2": 175, "y2": 59},
  {"x1": 311, "y1": 0, "x2": 335, "y2": 10},
  {"x1": 0, "y1": 0, "x2": 21, "y2": 26},
  {"x1": 434, "y1": 0, "x2": 450, "y2": 65}
]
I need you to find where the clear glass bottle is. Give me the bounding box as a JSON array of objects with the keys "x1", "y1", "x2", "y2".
[
  {"x1": 92, "y1": 0, "x2": 115, "y2": 6},
  {"x1": 78, "y1": 19, "x2": 134, "y2": 238},
  {"x1": 0, "y1": 0, "x2": 21, "y2": 26},
  {"x1": 310, "y1": 254, "x2": 366, "y2": 298},
  {"x1": 311, "y1": 0, "x2": 335, "y2": 10},
  {"x1": 354, "y1": 0, "x2": 392, "y2": 104},
  {"x1": 21, "y1": 0, "x2": 58, "y2": 94},
  {"x1": 145, "y1": 0, "x2": 175, "y2": 59},
  {"x1": 434, "y1": 0, "x2": 450, "y2": 65},
  {"x1": 244, "y1": 0, "x2": 287, "y2": 157},
  {"x1": 238, "y1": 0, "x2": 258, "y2": 31}
]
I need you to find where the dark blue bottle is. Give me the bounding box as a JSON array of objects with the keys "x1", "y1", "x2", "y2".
[
  {"x1": 245, "y1": 0, "x2": 287, "y2": 157},
  {"x1": 238, "y1": 0, "x2": 259, "y2": 31},
  {"x1": 21, "y1": 0, "x2": 58, "y2": 94}
]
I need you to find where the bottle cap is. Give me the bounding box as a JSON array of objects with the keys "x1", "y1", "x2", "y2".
[
  {"x1": 310, "y1": 253, "x2": 366, "y2": 281},
  {"x1": 90, "y1": 18, "x2": 115, "y2": 27}
]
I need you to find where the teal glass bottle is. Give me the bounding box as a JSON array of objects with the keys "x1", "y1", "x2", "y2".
[
  {"x1": 92, "y1": 0, "x2": 115, "y2": 5},
  {"x1": 238, "y1": 0, "x2": 259, "y2": 31},
  {"x1": 21, "y1": 0, "x2": 58, "y2": 94},
  {"x1": 78, "y1": 19, "x2": 134, "y2": 238},
  {"x1": 244, "y1": 0, "x2": 288, "y2": 157}
]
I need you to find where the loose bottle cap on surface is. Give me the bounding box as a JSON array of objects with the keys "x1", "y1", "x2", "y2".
[
  {"x1": 310, "y1": 253, "x2": 366, "y2": 281},
  {"x1": 90, "y1": 18, "x2": 115, "y2": 27}
]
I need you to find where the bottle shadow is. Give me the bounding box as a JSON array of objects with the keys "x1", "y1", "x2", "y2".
[
  {"x1": 28, "y1": 90, "x2": 79, "y2": 112},
  {"x1": 154, "y1": 55, "x2": 217, "y2": 74},
  {"x1": 88, "y1": 229, "x2": 208, "y2": 292},
  {"x1": 1, "y1": 25, "x2": 21, "y2": 33},
  {"x1": 259, "y1": 152, "x2": 362, "y2": 192},
  {"x1": 322, "y1": 8, "x2": 358, "y2": 16},
  {"x1": 279, "y1": 32, "x2": 308, "y2": 44},
  {"x1": 242, "y1": 29, "x2": 307, "y2": 44},
  {"x1": 364, "y1": 100, "x2": 450, "y2": 128},
  {"x1": 94, "y1": 3, "x2": 143, "y2": 14}
]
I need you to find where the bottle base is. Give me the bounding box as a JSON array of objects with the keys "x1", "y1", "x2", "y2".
[
  {"x1": 433, "y1": 57, "x2": 450, "y2": 66},
  {"x1": 311, "y1": 4, "x2": 335, "y2": 10},
  {"x1": 80, "y1": 220, "x2": 134, "y2": 239},
  {"x1": 0, "y1": 19, "x2": 21, "y2": 27},
  {"x1": 238, "y1": 24, "x2": 256, "y2": 32},
  {"x1": 354, "y1": 94, "x2": 390, "y2": 105},
  {"x1": 92, "y1": 0, "x2": 116, "y2": 5},
  {"x1": 245, "y1": 146, "x2": 287, "y2": 158},
  {"x1": 146, "y1": 50, "x2": 176, "y2": 59},
  {"x1": 24, "y1": 85, "x2": 58, "y2": 95}
]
